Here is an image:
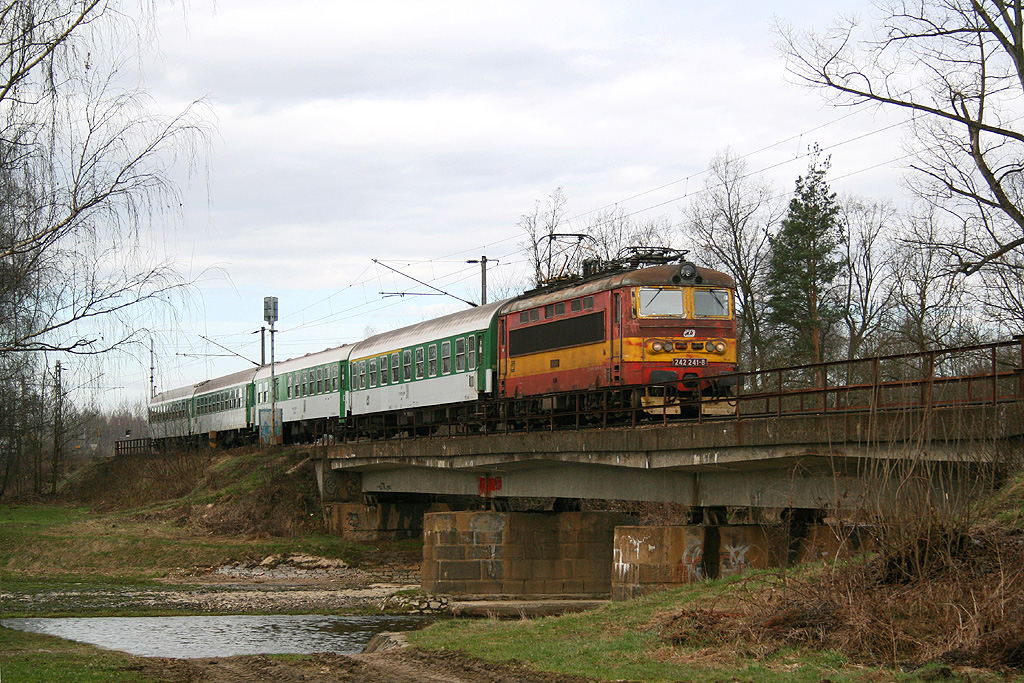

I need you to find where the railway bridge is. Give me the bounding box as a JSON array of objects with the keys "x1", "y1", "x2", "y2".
[{"x1": 314, "y1": 339, "x2": 1024, "y2": 598}]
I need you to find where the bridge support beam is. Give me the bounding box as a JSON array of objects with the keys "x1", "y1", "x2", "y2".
[{"x1": 422, "y1": 511, "x2": 638, "y2": 597}]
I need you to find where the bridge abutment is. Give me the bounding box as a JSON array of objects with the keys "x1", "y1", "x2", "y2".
[{"x1": 612, "y1": 523, "x2": 867, "y2": 600}]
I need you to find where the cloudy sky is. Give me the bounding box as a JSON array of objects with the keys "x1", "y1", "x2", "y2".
[{"x1": 99, "y1": 0, "x2": 912, "y2": 406}]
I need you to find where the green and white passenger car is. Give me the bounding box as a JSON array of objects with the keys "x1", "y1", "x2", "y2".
[
  {"x1": 191, "y1": 367, "x2": 260, "y2": 446},
  {"x1": 346, "y1": 301, "x2": 502, "y2": 420},
  {"x1": 253, "y1": 345, "x2": 352, "y2": 443}
]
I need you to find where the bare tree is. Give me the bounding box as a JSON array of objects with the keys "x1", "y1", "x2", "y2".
[
  {"x1": 686, "y1": 149, "x2": 784, "y2": 373},
  {"x1": 888, "y1": 210, "x2": 984, "y2": 352},
  {"x1": 0, "y1": 1, "x2": 205, "y2": 499},
  {"x1": 517, "y1": 187, "x2": 569, "y2": 286},
  {"x1": 0, "y1": 0, "x2": 206, "y2": 356},
  {"x1": 586, "y1": 207, "x2": 675, "y2": 262},
  {"x1": 977, "y1": 250, "x2": 1024, "y2": 335},
  {"x1": 777, "y1": 1, "x2": 1024, "y2": 275},
  {"x1": 838, "y1": 196, "x2": 896, "y2": 360}
]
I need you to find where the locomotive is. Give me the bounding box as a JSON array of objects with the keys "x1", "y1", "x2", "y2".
[{"x1": 148, "y1": 249, "x2": 739, "y2": 445}]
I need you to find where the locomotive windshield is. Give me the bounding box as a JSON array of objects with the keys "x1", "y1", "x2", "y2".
[
  {"x1": 637, "y1": 287, "x2": 685, "y2": 317},
  {"x1": 693, "y1": 289, "x2": 730, "y2": 317}
]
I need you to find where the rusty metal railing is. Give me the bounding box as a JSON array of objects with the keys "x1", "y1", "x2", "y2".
[
  {"x1": 731, "y1": 337, "x2": 1024, "y2": 419},
  {"x1": 339, "y1": 337, "x2": 1024, "y2": 442}
]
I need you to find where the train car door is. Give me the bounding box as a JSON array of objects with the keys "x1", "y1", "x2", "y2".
[
  {"x1": 497, "y1": 316, "x2": 508, "y2": 396},
  {"x1": 610, "y1": 291, "x2": 623, "y2": 384}
]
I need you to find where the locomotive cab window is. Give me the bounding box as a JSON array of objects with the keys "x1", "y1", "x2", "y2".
[
  {"x1": 637, "y1": 287, "x2": 685, "y2": 317},
  {"x1": 694, "y1": 288, "x2": 731, "y2": 317}
]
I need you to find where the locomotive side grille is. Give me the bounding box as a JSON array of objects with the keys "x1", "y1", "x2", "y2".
[{"x1": 508, "y1": 312, "x2": 605, "y2": 357}]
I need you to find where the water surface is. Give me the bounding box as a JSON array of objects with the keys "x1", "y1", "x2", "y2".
[{"x1": 2, "y1": 614, "x2": 430, "y2": 658}]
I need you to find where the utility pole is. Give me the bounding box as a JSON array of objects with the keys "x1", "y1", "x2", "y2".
[
  {"x1": 466, "y1": 256, "x2": 496, "y2": 305},
  {"x1": 263, "y1": 297, "x2": 278, "y2": 446},
  {"x1": 51, "y1": 361, "x2": 62, "y2": 495},
  {"x1": 150, "y1": 338, "x2": 156, "y2": 399}
]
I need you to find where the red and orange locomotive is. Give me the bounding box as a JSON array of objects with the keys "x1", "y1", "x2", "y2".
[{"x1": 496, "y1": 249, "x2": 739, "y2": 415}]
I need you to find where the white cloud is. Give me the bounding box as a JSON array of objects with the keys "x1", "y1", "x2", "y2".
[{"x1": 109, "y1": 0, "x2": 914, "y2": 402}]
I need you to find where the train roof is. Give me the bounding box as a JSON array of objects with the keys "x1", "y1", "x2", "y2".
[
  {"x1": 503, "y1": 264, "x2": 735, "y2": 313},
  {"x1": 349, "y1": 300, "x2": 506, "y2": 360},
  {"x1": 150, "y1": 383, "x2": 196, "y2": 405},
  {"x1": 193, "y1": 366, "x2": 262, "y2": 395},
  {"x1": 253, "y1": 344, "x2": 353, "y2": 381}
]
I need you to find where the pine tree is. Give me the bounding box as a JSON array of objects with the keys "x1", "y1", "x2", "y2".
[{"x1": 765, "y1": 149, "x2": 846, "y2": 365}]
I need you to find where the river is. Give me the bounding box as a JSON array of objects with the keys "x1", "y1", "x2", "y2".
[{"x1": 1, "y1": 613, "x2": 433, "y2": 658}]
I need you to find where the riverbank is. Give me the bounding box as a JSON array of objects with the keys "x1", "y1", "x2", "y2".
[{"x1": 5, "y1": 449, "x2": 1024, "y2": 682}]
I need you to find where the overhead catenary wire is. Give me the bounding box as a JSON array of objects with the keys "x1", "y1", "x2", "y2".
[{"x1": 159, "y1": 108, "x2": 921, "y2": 383}]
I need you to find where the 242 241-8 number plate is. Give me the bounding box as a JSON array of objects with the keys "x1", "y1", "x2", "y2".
[{"x1": 672, "y1": 358, "x2": 708, "y2": 367}]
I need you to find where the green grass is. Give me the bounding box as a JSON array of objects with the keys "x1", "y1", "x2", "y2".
[
  {"x1": 0, "y1": 626, "x2": 164, "y2": 683},
  {"x1": 409, "y1": 575, "x2": 1019, "y2": 683}
]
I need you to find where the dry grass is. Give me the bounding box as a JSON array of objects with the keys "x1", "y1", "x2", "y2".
[
  {"x1": 734, "y1": 523, "x2": 1024, "y2": 670},
  {"x1": 63, "y1": 447, "x2": 324, "y2": 538}
]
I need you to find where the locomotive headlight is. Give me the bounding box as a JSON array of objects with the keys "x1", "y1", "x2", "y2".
[
  {"x1": 651, "y1": 340, "x2": 664, "y2": 352},
  {"x1": 711, "y1": 340, "x2": 727, "y2": 354}
]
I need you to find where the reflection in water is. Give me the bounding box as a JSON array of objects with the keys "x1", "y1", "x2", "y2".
[{"x1": 2, "y1": 614, "x2": 432, "y2": 658}]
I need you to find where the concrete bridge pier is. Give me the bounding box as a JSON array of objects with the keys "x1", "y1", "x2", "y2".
[
  {"x1": 418, "y1": 509, "x2": 867, "y2": 600},
  {"x1": 317, "y1": 464, "x2": 445, "y2": 541},
  {"x1": 421, "y1": 510, "x2": 638, "y2": 597}
]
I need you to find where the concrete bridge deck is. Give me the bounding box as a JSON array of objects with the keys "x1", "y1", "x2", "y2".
[{"x1": 321, "y1": 399, "x2": 1023, "y2": 512}]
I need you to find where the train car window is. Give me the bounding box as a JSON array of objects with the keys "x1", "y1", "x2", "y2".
[
  {"x1": 301, "y1": 372, "x2": 308, "y2": 397},
  {"x1": 403, "y1": 350, "x2": 412, "y2": 381},
  {"x1": 583, "y1": 296, "x2": 594, "y2": 309},
  {"x1": 441, "y1": 341, "x2": 451, "y2": 374},
  {"x1": 468, "y1": 335, "x2": 477, "y2": 370},
  {"x1": 694, "y1": 289, "x2": 731, "y2": 317},
  {"x1": 530, "y1": 309, "x2": 540, "y2": 321},
  {"x1": 638, "y1": 287, "x2": 685, "y2": 317},
  {"x1": 317, "y1": 368, "x2": 324, "y2": 393},
  {"x1": 378, "y1": 356, "x2": 388, "y2": 385},
  {"x1": 391, "y1": 353, "x2": 401, "y2": 383},
  {"x1": 519, "y1": 311, "x2": 529, "y2": 324},
  {"x1": 555, "y1": 302, "x2": 565, "y2": 315},
  {"x1": 415, "y1": 347, "x2": 424, "y2": 379},
  {"x1": 360, "y1": 360, "x2": 368, "y2": 389},
  {"x1": 369, "y1": 358, "x2": 377, "y2": 387},
  {"x1": 455, "y1": 338, "x2": 466, "y2": 372},
  {"x1": 428, "y1": 345, "x2": 438, "y2": 377},
  {"x1": 544, "y1": 304, "x2": 554, "y2": 318},
  {"x1": 286, "y1": 375, "x2": 292, "y2": 398},
  {"x1": 571, "y1": 299, "x2": 582, "y2": 312}
]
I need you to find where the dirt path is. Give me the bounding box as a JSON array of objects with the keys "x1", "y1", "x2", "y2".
[{"x1": 134, "y1": 650, "x2": 600, "y2": 683}]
